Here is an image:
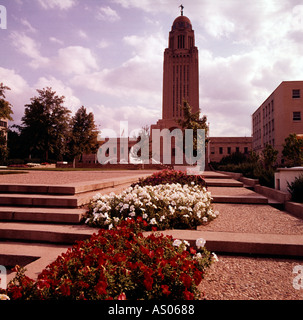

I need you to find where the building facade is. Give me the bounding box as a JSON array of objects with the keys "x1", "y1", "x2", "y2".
[
  {"x1": 252, "y1": 81, "x2": 303, "y2": 163},
  {"x1": 207, "y1": 137, "x2": 252, "y2": 163}
]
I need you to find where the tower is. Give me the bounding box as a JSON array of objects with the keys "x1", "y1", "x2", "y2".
[{"x1": 160, "y1": 8, "x2": 199, "y2": 128}]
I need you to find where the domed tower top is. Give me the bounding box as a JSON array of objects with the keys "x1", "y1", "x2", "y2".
[
  {"x1": 172, "y1": 15, "x2": 192, "y2": 31},
  {"x1": 168, "y1": 6, "x2": 196, "y2": 50}
]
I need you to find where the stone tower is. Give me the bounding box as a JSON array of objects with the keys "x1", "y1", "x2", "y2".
[{"x1": 155, "y1": 9, "x2": 199, "y2": 130}]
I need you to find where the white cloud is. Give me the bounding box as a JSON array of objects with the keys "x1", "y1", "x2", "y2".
[
  {"x1": 97, "y1": 39, "x2": 111, "y2": 49},
  {"x1": 20, "y1": 18, "x2": 37, "y2": 33},
  {"x1": 0, "y1": 67, "x2": 35, "y2": 123},
  {"x1": 49, "y1": 36, "x2": 64, "y2": 45},
  {"x1": 54, "y1": 46, "x2": 98, "y2": 75},
  {"x1": 9, "y1": 32, "x2": 49, "y2": 69},
  {"x1": 37, "y1": 0, "x2": 77, "y2": 10},
  {"x1": 96, "y1": 6, "x2": 120, "y2": 22}
]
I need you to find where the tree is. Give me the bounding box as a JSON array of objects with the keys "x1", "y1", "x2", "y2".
[
  {"x1": 0, "y1": 83, "x2": 13, "y2": 121},
  {"x1": 0, "y1": 130, "x2": 8, "y2": 165},
  {"x1": 68, "y1": 106, "x2": 98, "y2": 165},
  {"x1": 0, "y1": 83, "x2": 13, "y2": 164},
  {"x1": 176, "y1": 100, "x2": 208, "y2": 161},
  {"x1": 282, "y1": 133, "x2": 303, "y2": 167},
  {"x1": 262, "y1": 144, "x2": 278, "y2": 170},
  {"x1": 20, "y1": 87, "x2": 71, "y2": 161}
]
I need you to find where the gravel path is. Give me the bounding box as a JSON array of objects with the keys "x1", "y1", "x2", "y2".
[
  {"x1": 198, "y1": 203, "x2": 303, "y2": 235},
  {"x1": 199, "y1": 254, "x2": 303, "y2": 300}
]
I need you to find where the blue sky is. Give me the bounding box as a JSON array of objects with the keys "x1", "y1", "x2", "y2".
[{"x1": 1, "y1": 0, "x2": 303, "y2": 137}]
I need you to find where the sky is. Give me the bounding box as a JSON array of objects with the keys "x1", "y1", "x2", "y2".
[{"x1": 1, "y1": 0, "x2": 303, "y2": 137}]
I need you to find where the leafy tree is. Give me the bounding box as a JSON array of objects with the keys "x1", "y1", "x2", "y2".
[
  {"x1": 176, "y1": 100, "x2": 208, "y2": 163},
  {"x1": 20, "y1": 87, "x2": 71, "y2": 161},
  {"x1": 261, "y1": 144, "x2": 278, "y2": 170},
  {"x1": 282, "y1": 133, "x2": 303, "y2": 167},
  {"x1": 68, "y1": 106, "x2": 98, "y2": 164},
  {"x1": 0, "y1": 130, "x2": 8, "y2": 165},
  {"x1": 0, "y1": 83, "x2": 13, "y2": 121},
  {"x1": 0, "y1": 83, "x2": 13, "y2": 164}
]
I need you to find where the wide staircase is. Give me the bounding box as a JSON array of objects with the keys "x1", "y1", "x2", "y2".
[{"x1": 0, "y1": 173, "x2": 151, "y2": 280}]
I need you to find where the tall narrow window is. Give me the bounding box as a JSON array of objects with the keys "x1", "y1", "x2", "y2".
[{"x1": 178, "y1": 35, "x2": 185, "y2": 48}]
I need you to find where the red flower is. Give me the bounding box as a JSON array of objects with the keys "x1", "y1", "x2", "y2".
[
  {"x1": 183, "y1": 288, "x2": 194, "y2": 300},
  {"x1": 95, "y1": 280, "x2": 107, "y2": 296},
  {"x1": 161, "y1": 285, "x2": 171, "y2": 296},
  {"x1": 180, "y1": 273, "x2": 192, "y2": 288},
  {"x1": 117, "y1": 292, "x2": 127, "y2": 300},
  {"x1": 143, "y1": 275, "x2": 153, "y2": 291}
]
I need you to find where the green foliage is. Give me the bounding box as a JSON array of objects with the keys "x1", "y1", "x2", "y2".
[
  {"x1": 0, "y1": 83, "x2": 13, "y2": 121},
  {"x1": 68, "y1": 106, "x2": 98, "y2": 161},
  {"x1": 282, "y1": 133, "x2": 303, "y2": 167},
  {"x1": 176, "y1": 100, "x2": 209, "y2": 153},
  {"x1": 20, "y1": 87, "x2": 71, "y2": 161},
  {"x1": 287, "y1": 175, "x2": 303, "y2": 203}
]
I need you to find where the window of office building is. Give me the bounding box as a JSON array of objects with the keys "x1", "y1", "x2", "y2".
[
  {"x1": 292, "y1": 89, "x2": 300, "y2": 99},
  {"x1": 293, "y1": 111, "x2": 301, "y2": 121}
]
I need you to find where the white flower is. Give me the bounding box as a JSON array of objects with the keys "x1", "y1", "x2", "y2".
[
  {"x1": 142, "y1": 213, "x2": 148, "y2": 219},
  {"x1": 108, "y1": 223, "x2": 113, "y2": 230},
  {"x1": 212, "y1": 252, "x2": 219, "y2": 262},
  {"x1": 196, "y1": 238, "x2": 206, "y2": 249},
  {"x1": 194, "y1": 252, "x2": 202, "y2": 260},
  {"x1": 183, "y1": 240, "x2": 190, "y2": 247},
  {"x1": 202, "y1": 217, "x2": 208, "y2": 222},
  {"x1": 173, "y1": 239, "x2": 182, "y2": 247},
  {"x1": 149, "y1": 218, "x2": 157, "y2": 225},
  {"x1": 160, "y1": 215, "x2": 165, "y2": 222},
  {"x1": 129, "y1": 211, "x2": 136, "y2": 217}
]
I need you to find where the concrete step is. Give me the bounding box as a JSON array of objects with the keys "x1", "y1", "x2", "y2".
[
  {"x1": 0, "y1": 207, "x2": 86, "y2": 223},
  {"x1": 0, "y1": 175, "x2": 150, "y2": 195},
  {"x1": 205, "y1": 178, "x2": 243, "y2": 187},
  {"x1": 144, "y1": 229, "x2": 303, "y2": 257},
  {"x1": 0, "y1": 242, "x2": 71, "y2": 281},
  {"x1": 0, "y1": 222, "x2": 95, "y2": 244},
  {"x1": 0, "y1": 193, "x2": 79, "y2": 208},
  {"x1": 212, "y1": 195, "x2": 268, "y2": 204}
]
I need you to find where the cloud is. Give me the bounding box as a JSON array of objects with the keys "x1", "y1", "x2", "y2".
[
  {"x1": 10, "y1": 33, "x2": 98, "y2": 75},
  {"x1": 9, "y1": 32, "x2": 49, "y2": 69},
  {"x1": 96, "y1": 6, "x2": 120, "y2": 22},
  {"x1": 37, "y1": 0, "x2": 77, "y2": 10},
  {"x1": 0, "y1": 67, "x2": 35, "y2": 123},
  {"x1": 49, "y1": 36, "x2": 64, "y2": 45},
  {"x1": 72, "y1": 32, "x2": 164, "y2": 105},
  {"x1": 54, "y1": 46, "x2": 98, "y2": 75},
  {"x1": 94, "y1": 104, "x2": 160, "y2": 135},
  {"x1": 20, "y1": 18, "x2": 37, "y2": 33}
]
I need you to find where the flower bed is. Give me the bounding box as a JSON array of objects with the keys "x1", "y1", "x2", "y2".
[
  {"x1": 85, "y1": 182, "x2": 218, "y2": 230},
  {"x1": 132, "y1": 169, "x2": 206, "y2": 188},
  {"x1": 4, "y1": 220, "x2": 215, "y2": 300}
]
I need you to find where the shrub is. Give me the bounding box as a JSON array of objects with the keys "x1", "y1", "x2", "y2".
[
  {"x1": 85, "y1": 183, "x2": 218, "y2": 230},
  {"x1": 287, "y1": 175, "x2": 303, "y2": 203},
  {"x1": 5, "y1": 220, "x2": 215, "y2": 300},
  {"x1": 132, "y1": 169, "x2": 206, "y2": 188}
]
